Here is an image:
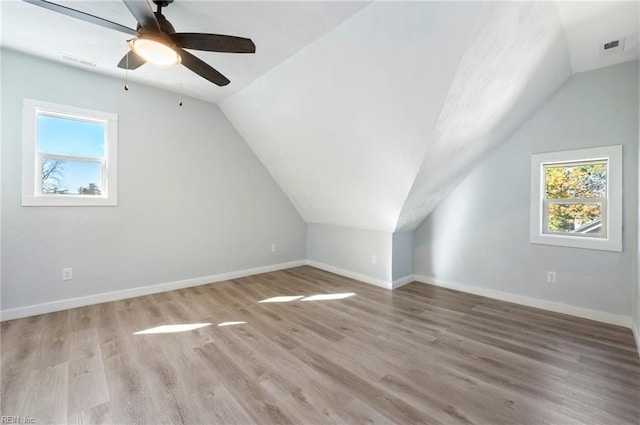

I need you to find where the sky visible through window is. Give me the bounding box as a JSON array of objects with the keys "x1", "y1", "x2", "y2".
[{"x1": 38, "y1": 115, "x2": 105, "y2": 195}]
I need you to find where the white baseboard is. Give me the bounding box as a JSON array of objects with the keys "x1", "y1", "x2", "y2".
[
  {"x1": 305, "y1": 261, "x2": 415, "y2": 291},
  {"x1": 392, "y1": 274, "x2": 415, "y2": 289},
  {"x1": 6, "y1": 260, "x2": 632, "y2": 334},
  {"x1": 1, "y1": 260, "x2": 306, "y2": 321},
  {"x1": 306, "y1": 260, "x2": 393, "y2": 290},
  {"x1": 414, "y1": 274, "x2": 631, "y2": 328},
  {"x1": 632, "y1": 320, "x2": 640, "y2": 359}
]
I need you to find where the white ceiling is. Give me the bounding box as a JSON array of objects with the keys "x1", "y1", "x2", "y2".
[
  {"x1": 222, "y1": 1, "x2": 484, "y2": 231},
  {"x1": 0, "y1": 1, "x2": 369, "y2": 103},
  {"x1": 222, "y1": 1, "x2": 637, "y2": 232},
  {"x1": 2, "y1": 1, "x2": 638, "y2": 232},
  {"x1": 396, "y1": 1, "x2": 573, "y2": 231},
  {"x1": 555, "y1": 1, "x2": 638, "y2": 73}
]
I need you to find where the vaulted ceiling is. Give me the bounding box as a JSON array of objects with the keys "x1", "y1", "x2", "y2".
[
  {"x1": 221, "y1": 1, "x2": 638, "y2": 231},
  {"x1": 2, "y1": 1, "x2": 638, "y2": 232}
]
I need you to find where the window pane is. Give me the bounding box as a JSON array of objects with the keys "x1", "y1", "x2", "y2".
[
  {"x1": 41, "y1": 158, "x2": 103, "y2": 195},
  {"x1": 544, "y1": 162, "x2": 606, "y2": 199},
  {"x1": 546, "y1": 203, "x2": 602, "y2": 234},
  {"x1": 38, "y1": 114, "x2": 105, "y2": 157}
]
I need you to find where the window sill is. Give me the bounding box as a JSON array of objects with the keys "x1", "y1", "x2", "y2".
[
  {"x1": 530, "y1": 233, "x2": 622, "y2": 252},
  {"x1": 22, "y1": 195, "x2": 117, "y2": 207}
]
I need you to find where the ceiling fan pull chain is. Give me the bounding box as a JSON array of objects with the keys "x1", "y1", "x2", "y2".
[
  {"x1": 178, "y1": 82, "x2": 183, "y2": 106},
  {"x1": 124, "y1": 45, "x2": 129, "y2": 91}
]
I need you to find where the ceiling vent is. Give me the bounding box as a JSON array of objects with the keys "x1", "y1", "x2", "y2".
[
  {"x1": 600, "y1": 39, "x2": 623, "y2": 56},
  {"x1": 599, "y1": 33, "x2": 639, "y2": 57},
  {"x1": 59, "y1": 52, "x2": 96, "y2": 68}
]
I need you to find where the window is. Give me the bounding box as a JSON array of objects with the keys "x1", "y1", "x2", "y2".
[
  {"x1": 22, "y1": 99, "x2": 118, "y2": 206},
  {"x1": 530, "y1": 145, "x2": 622, "y2": 252}
]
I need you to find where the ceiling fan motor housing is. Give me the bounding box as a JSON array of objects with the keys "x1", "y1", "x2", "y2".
[
  {"x1": 153, "y1": 13, "x2": 176, "y2": 34},
  {"x1": 152, "y1": 0, "x2": 173, "y2": 7}
]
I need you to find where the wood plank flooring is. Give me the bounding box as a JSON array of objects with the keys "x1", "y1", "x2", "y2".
[{"x1": 2, "y1": 266, "x2": 639, "y2": 425}]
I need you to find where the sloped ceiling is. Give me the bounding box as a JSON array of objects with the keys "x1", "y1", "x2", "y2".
[
  {"x1": 396, "y1": 2, "x2": 572, "y2": 231},
  {"x1": 222, "y1": 2, "x2": 483, "y2": 231},
  {"x1": 3, "y1": 1, "x2": 638, "y2": 233},
  {"x1": 222, "y1": 1, "x2": 639, "y2": 232}
]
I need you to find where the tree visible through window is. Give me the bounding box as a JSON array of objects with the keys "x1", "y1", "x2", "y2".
[
  {"x1": 38, "y1": 114, "x2": 105, "y2": 196},
  {"x1": 22, "y1": 99, "x2": 118, "y2": 206},
  {"x1": 529, "y1": 145, "x2": 622, "y2": 252},
  {"x1": 544, "y1": 161, "x2": 606, "y2": 234}
]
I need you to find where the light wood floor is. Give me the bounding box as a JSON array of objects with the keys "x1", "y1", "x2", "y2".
[{"x1": 2, "y1": 266, "x2": 639, "y2": 425}]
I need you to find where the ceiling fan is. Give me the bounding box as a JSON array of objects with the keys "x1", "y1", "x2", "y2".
[{"x1": 22, "y1": 0, "x2": 256, "y2": 86}]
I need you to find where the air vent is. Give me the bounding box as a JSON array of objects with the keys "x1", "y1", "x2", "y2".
[
  {"x1": 59, "y1": 52, "x2": 96, "y2": 68},
  {"x1": 599, "y1": 38, "x2": 624, "y2": 56},
  {"x1": 603, "y1": 40, "x2": 619, "y2": 50}
]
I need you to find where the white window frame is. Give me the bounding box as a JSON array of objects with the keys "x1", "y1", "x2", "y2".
[
  {"x1": 22, "y1": 99, "x2": 118, "y2": 206},
  {"x1": 530, "y1": 145, "x2": 622, "y2": 252}
]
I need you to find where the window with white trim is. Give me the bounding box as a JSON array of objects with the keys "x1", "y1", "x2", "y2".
[
  {"x1": 530, "y1": 145, "x2": 622, "y2": 252},
  {"x1": 22, "y1": 99, "x2": 118, "y2": 206}
]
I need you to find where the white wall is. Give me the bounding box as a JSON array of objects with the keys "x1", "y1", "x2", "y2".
[
  {"x1": 307, "y1": 223, "x2": 392, "y2": 287},
  {"x1": 1, "y1": 49, "x2": 307, "y2": 313},
  {"x1": 415, "y1": 61, "x2": 638, "y2": 319}
]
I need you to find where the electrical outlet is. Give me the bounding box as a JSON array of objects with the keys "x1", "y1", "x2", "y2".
[
  {"x1": 62, "y1": 268, "x2": 73, "y2": 281},
  {"x1": 546, "y1": 271, "x2": 556, "y2": 283},
  {"x1": 271, "y1": 244, "x2": 277, "y2": 253},
  {"x1": 371, "y1": 255, "x2": 377, "y2": 264}
]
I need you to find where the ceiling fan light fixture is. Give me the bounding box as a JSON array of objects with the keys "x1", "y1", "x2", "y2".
[
  {"x1": 23, "y1": 0, "x2": 255, "y2": 86},
  {"x1": 129, "y1": 36, "x2": 180, "y2": 66}
]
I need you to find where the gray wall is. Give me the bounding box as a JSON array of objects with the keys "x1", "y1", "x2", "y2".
[
  {"x1": 305, "y1": 225, "x2": 414, "y2": 286},
  {"x1": 307, "y1": 223, "x2": 392, "y2": 283},
  {"x1": 1, "y1": 49, "x2": 307, "y2": 311},
  {"x1": 415, "y1": 61, "x2": 638, "y2": 317},
  {"x1": 635, "y1": 56, "x2": 640, "y2": 345},
  {"x1": 392, "y1": 231, "x2": 414, "y2": 281}
]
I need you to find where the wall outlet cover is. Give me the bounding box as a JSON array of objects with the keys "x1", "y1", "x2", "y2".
[{"x1": 62, "y1": 268, "x2": 73, "y2": 281}]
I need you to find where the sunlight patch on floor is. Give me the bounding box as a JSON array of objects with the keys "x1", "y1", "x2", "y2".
[
  {"x1": 258, "y1": 293, "x2": 357, "y2": 303},
  {"x1": 259, "y1": 295, "x2": 304, "y2": 303},
  {"x1": 217, "y1": 321, "x2": 247, "y2": 327},
  {"x1": 134, "y1": 323, "x2": 212, "y2": 335},
  {"x1": 301, "y1": 293, "x2": 356, "y2": 301}
]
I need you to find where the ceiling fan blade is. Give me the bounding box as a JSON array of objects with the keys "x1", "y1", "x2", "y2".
[
  {"x1": 117, "y1": 50, "x2": 146, "y2": 69},
  {"x1": 178, "y1": 49, "x2": 230, "y2": 87},
  {"x1": 170, "y1": 33, "x2": 256, "y2": 54},
  {"x1": 22, "y1": 0, "x2": 137, "y2": 35},
  {"x1": 122, "y1": 0, "x2": 160, "y2": 32}
]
